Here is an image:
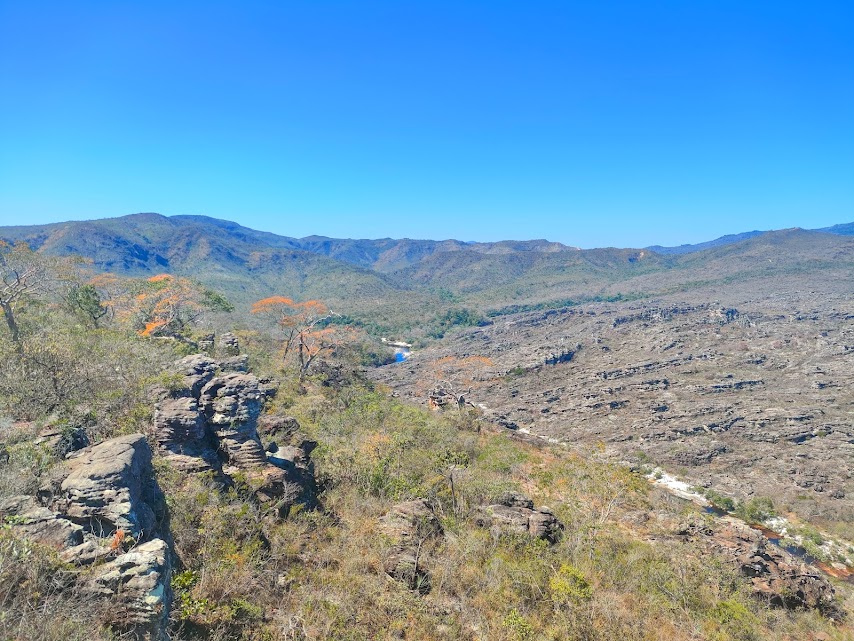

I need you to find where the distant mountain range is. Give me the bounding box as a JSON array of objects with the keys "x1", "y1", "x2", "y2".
[
  {"x1": 0, "y1": 213, "x2": 572, "y2": 273},
  {"x1": 2, "y1": 214, "x2": 853, "y2": 332},
  {"x1": 646, "y1": 222, "x2": 853, "y2": 254}
]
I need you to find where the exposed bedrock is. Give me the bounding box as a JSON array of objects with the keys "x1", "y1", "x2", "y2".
[
  {"x1": 679, "y1": 518, "x2": 841, "y2": 617},
  {"x1": 0, "y1": 434, "x2": 172, "y2": 640},
  {"x1": 152, "y1": 352, "x2": 318, "y2": 515},
  {"x1": 379, "y1": 499, "x2": 444, "y2": 593},
  {"x1": 475, "y1": 491, "x2": 564, "y2": 543},
  {"x1": 59, "y1": 434, "x2": 163, "y2": 540}
]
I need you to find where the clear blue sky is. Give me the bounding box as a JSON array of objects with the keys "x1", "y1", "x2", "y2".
[{"x1": 0, "y1": 1, "x2": 852, "y2": 247}]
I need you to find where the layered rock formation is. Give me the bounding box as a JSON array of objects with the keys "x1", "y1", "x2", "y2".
[
  {"x1": 379, "y1": 499, "x2": 444, "y2": 592},
  {"x1": 475, "y1": 492, "x2": 563, "y2": 543},
  {"x1": 679, "y1": 518, "x2": 841, "y2": 617},
  {"x1": 0, "y1": 434, "x2": 172, "y2": 640},
  {"x1": 83, "y1": 538, "x2": 172, "y2": 639},
  {"x1": 373, "y1": 296, "x2": 854, "y2": 527},
  {"x1": 59, "y1": 434, "x2": 162, "y2": 539},
  {"x1": 218, "y1": 332, "x2": 240, "y2": 356},
  {"x1": 0, "y1": 494, "x2": 84, "y2": 550},
  {"x1": 152, "y1": 349, "x2": 318, "y2": 514}
]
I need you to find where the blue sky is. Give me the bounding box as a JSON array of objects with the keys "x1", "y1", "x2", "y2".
[{"x1": 0, "y1": 1, "x2": 852, "y2": 247}]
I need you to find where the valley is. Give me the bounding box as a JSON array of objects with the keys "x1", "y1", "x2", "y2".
[{"x1": 1, "y1": 214, "x2": 853, "y2": 640}]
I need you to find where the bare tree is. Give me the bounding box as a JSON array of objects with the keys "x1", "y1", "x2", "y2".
[{"x1": 0, "y1": 241, "x2": 54, "y2": 350}]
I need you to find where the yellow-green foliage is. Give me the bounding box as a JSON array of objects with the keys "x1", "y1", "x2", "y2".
[
  {"x1": 147, "y1": 375, "x2": 848, "y2": 641},
  {"x1": 549, "y1": 563, "x2": 592, "y2": 605},
  {"x1": 708, "y1": 600, "x2": 761, "y2": 641},
  {"x1": 0, "y1": 532, "x2": 116, "y2": 641}
]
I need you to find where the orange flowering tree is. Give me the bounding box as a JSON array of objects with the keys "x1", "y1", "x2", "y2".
[
  {"x1": 251, "y1": 296, "x2": 347, "y2": 378},
  {"x1": 121, "y1": 274, "x2": 233, "y2": 338}
]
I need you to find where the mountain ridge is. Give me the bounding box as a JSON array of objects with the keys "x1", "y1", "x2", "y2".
[
  {"x1": 2, "y1": 214, "x2": 853, "y2": 333},
  {"x1": 4, "y1": 212, "x2": 852, "y2": 262}
]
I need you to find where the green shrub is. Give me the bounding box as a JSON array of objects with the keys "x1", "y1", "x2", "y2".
[
  {"x1": 734, "y1": 497, "x2": 776, "y2": 524},
  {"x1": 549, "y1": 563, "x2": 593, "y2": 605},
  {"x1": 502, "y1": 608, "x2": 534, "y2": 640},
  {"x1": 704, "y1": 489, "x2": 736, "y2": 513}
]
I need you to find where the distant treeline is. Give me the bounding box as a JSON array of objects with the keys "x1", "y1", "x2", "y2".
[{"x1": 486, "y1": 292, "x2": 648, "y2": 317}]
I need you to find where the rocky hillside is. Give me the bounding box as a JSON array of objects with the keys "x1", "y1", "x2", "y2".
[
  {"x1": 373, "y1": 284, "x2": 854, "y2": 553},
  {"x1": 2, "y1": 331, "x2": 850, "y2": 640},
  {"x1": 2, "y1": 215, "x2": 854, "y2": 639}
]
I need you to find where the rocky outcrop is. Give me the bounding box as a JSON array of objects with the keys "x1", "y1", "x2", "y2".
[
  {"x1": 259, "y1": 415, "x2": 301, "y2": 439},
  {"x1": 197, "y1": 333, "x2": 215, "y2": 352},
  {"x1": 267, "y1": 439, "x2": 319, "y2": 509},
  {"x1": 85, "y1": 538, "x2": 172, "y2": 640},
  {"x1": 428, "y1": 387, "x2": 469, "y2": 410},
  {"x1": 379, "y1": 500, "x2": 443, "y2": 592},
  {"x1": 475, "y1": 492, "x2": 563, "y2": 543},
  {"x1": 0, "y1": 434, "x2": 172, "y2": 640},
  {"x1": 219, "y1": 354, "x2": 249, "y2": 372},
  {"x1": 218, "y1": 332, "x2": 240, "y2": 356},
  {"x1": 152, "y1": 396, "x2": 218, "y2": 473},
  {"x1": 370, "y1": 297, "x2": 854, "y2": 532},
  {"x1": 201, "y1": 372, "x2": 267, "y2": 468},
  {"x1": 679, "y1": 518, "x2": 841, "y2": 617},
  {"x1": 152, "y1": 353, "x2": 318, "y2": 515},
  {"x1": 60, "y1": 434, "x2": 161, "y2": 540},
  {"x1": 0, "y1": 494, "x2": 84, "y2": 549},
  {"x1": 672, "y1": 440, "x2": 728, "y2": 466}
]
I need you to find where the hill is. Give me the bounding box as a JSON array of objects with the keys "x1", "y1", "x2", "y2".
[
  {"x1": 2, "y1": 215, "x2": 854, "y2": 338},
  {"x1": 1, "y1": 214, "x2": 853, "y2": 639},
  {"x1": 647, "y1": 221, "x2": 854, "y2": 254}
]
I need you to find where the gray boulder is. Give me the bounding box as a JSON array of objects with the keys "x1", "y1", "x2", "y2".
[
  {"x1": 475, "y1": 492, "x2": 563, "y2": 544},
  {"x1": 379, "y1": 500, "x2": 443, "y2": 592},
  {"x1": 152, "y1": 397, "x2": 218, "y2": 474},
  {"x1": 60, "y1": 434, "x2": 161, "y2": 540},
  {"x1": 197, "y1": 333, "x2": 215, "y2": 352},
  {"x1": 0, "y1": 494, "x2": 84, "y2": 549},
  {"x1": 219, "y1": 354, "x2": 249, "y2": 372},
  {"x1": 171, "y1": 354, "x2": 219, "y2": 398},
  {"x1": 258, "y1": 414, "x2": 300, "y2": 438},
  {"x1": 201, "y1": 372, "x2": 267, "y2": 468},
  {"x1": 85, "y1": 538, "x2": 172, "y2": 640},
  {"x1": 2, "y1": 433, "x2": 172, "y2": 639},
  {"x1": 266, "y1": 440, "x2": 319, "y2": 509}
]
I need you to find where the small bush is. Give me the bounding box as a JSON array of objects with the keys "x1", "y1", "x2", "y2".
[
  {"x1": 549, "y1": 563, "x2": 593, "y2": 605},
  {"x1": 734, "y1": 497, "x2": 776, "y2": 524}
]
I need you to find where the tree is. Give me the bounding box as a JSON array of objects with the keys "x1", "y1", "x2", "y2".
[
  {"x1": 251, "y1": 296, "x2": 346, "y2": 379},
  {"x1": 420, "y1": 355, "x2": 496, "y2": 411},
  {"x1": 65, "y1": 272, "x2": 131, "y2": 328},
  {"x1": 117, "y1": 274, "x2": 232, "y2": 338},
  {"x1": 0, "y1": 241, "x2": 55, "y2": 350},
  {"x1": 67, "y1": 283, "x2": 109, "y2": 328}
]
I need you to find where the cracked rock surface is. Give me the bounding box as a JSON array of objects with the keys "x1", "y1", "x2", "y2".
[
  {"x1": 0, "y1": 434, "x2": 172, "y2": 640},
  {"x1": 374, "y1": 295, "x2": 854, "y2": 526},
  {"x1": 379, "y1": 499, "x2": 443, "y2": 592},
  {"x1": 152, "y1": 349, "x2": 318, "y2": 514},
  {"x1": 679, "y1": 518, "x2": 841, "y2": 617}
]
